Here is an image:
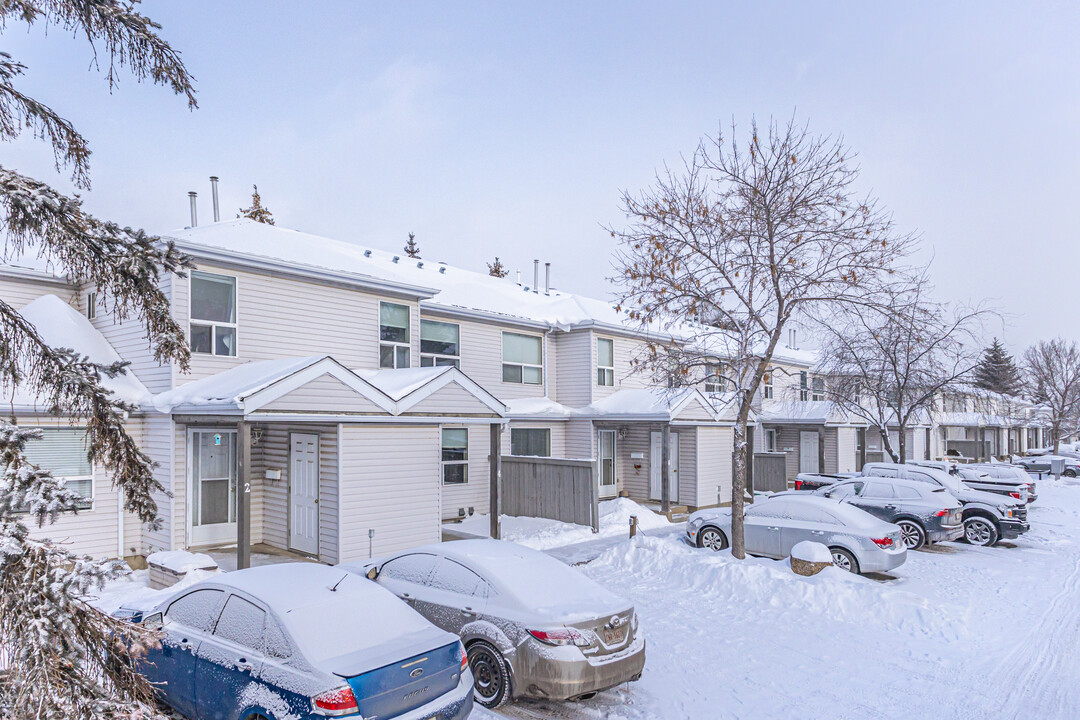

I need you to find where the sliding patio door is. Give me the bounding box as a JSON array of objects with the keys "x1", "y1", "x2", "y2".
[{"x1": 189, "y1": 429, "x2": 238, "y2": 547}]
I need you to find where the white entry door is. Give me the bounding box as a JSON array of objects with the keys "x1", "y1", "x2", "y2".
[
  {"x1": 799, "y1": 431, "x2": 820, "y2": 474},
  {"x1": 649, "y1": 431, "x2": 680, "y2": 500},
  {"x1": 289, "y1": 433, "x2": 320, "y2": 555},
  {"x1": 189, "y1": 429, "x2": 237, "y2": 547},
  {"x1": 598, "y1": 430, "x2": 618, "y2": 499}
]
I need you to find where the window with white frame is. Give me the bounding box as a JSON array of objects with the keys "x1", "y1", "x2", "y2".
[
  {"x1": 379, "y1": 302, "x2": 411, "y2": 369},
  {"x1": 190, "y1": 271, "x2": 237, "y2": 356},
  {"x1": 502, "y1": 332, "x2": 543, "y2": 384},
  {"x1": 22, "y1": 427, "x2": 93, "y2": 509},
  {"x1": 799, "y1": 371, "x2": 809, "y2": 401},
  {"x1": 764, "y1": 428, "x2": 777, "y2": 453},
  {"x1": 510, "y1": 428, "x2": 551, "y2": 457},
  {"x1": 812, "y1": 377, "x2": 825, "y2": 402},
  {"x1": 762, "y1": 369, "x2": 773, "y2": 399},
  {"x1": 704, "y1": 363, "x2": 726, "y2": 393},
  {"x1": 596, "y1": 337, "x2": 614, "y2": 386},
  {"x1": 441, "y1": 428, "x2": 468, "y2": 484},
  {"x1": 420, "y1": 319, "x2": 460, "y2": 367},
  {"x1": 86, "y1": 291, "x2": 97, "y2": 320}
]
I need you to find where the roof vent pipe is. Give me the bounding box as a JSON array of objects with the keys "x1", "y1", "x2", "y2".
[
  {"x1": 209, "y1": 176, "x2": 220, "y2": 222},
  {"x1": 188, "y1": 191, "x2": 197, "y2": 227},
  {"x1": 544, "y1": 262, "x2": 551, "y2": 295},
  {"x1": 533, "y1": 259, "x2": 539, "y2": 294}
]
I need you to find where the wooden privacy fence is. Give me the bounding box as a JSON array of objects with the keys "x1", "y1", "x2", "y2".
[
  {"x1": 500, "y1": 456, "x2": 599, "y2": 532},
  {"x1": 752, "y1": 452, "x2": 787, "y2": 493}
]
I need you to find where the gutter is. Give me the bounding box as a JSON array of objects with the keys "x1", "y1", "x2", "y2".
[{"x1": 170, "y1": 240, "x2": 440, "y2": 300}]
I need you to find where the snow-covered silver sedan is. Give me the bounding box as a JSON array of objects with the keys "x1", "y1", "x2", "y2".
[
  {"x1": 342, "y1": 539, "x2": 645, "y2": 709},
  {"x1": 687, "y1": 495, "x2": 907, "y2": 574}
]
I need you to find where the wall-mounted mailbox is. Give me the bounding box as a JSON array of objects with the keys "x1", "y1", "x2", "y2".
[
  {"x1": 265, "y1": 469, "x2": 282, "y2": 481},
  {"x1": 630, "y1": 452, "x2": 645, "y2": 460}
]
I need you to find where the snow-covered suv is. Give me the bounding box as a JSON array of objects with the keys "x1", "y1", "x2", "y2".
[{"x1": 861, "y1": 463, "x2": 1029, "y2": 546}]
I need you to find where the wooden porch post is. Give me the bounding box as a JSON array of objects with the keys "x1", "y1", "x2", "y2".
[
  {"x1": 237, "y1": 420, "x2": 251, "y2": 571},
  {"x1": 489, "y1": 423, "x2": 502, "y2": 540},
  {"x1": 660, "y1": 423, "x2": 671, "y2": 513}
]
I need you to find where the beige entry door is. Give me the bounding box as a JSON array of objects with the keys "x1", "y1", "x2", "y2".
[{"x1": 289, "y1": 433, "x2": 320, "y2": 555}]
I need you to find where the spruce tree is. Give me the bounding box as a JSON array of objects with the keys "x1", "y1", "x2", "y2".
[
  {"x1": 404, "y1": 232, "x2": 420, "y2": 258},
  {"x1": 0, "y1": 3, "x2": 195, "y2": 718},
  {"x1": 973, "y1": 338, "x2": 1023, "y2": 395},
  {"x1": 487, "y1": 256, "x2": 509, "y2": 278},
  {"x1": 238, "y1": 184, "x2": 275, "y2": 224}
]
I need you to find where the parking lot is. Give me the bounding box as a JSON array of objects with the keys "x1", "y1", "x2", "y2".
[{"x1": 479, "y1": 476, "x2": 1080, "y2": 720}]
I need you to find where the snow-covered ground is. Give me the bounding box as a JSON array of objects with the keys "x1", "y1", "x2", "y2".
[
  {"x1": 480, "y1": 477, "x2": 1080, "y2": 720},
  {"x1": 89, "y1": 484, "x2": 1080, "y2": 719},
  {"x1": 453, "y1": 497, "x2": 671, "y2": 550}
]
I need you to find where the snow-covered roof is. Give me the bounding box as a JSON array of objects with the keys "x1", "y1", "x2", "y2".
[
  {"x1": 758, "y1": 400, "x2": 850, "y2": 426},
  {"x1": 9, "y1": 294, "x2": 151, "y2": 407},
  {"x1": 934, "y1": 411, "x2": 1017, "y2": 428},
  {"x1": 152, "y1": 355, "x2": 328, "y2": 412},
  {"x1": 577, "y1": 387, "x2": 721, "y2": 422},
  {"x1": 504, "y1": 397, "x2": 575, "y2": 419},
  {"x1": 354, "y1": 366, "x2": 454, "y2": 400}
]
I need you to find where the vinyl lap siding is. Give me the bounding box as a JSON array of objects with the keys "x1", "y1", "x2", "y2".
[
  {"x1": 261, "y1": 375, "x2": 385, "y2": 414},
  {"x1": 139, "y1": 414, "x2": 174, "y2": 555},
  {"x1": 90, "y1": 276, "x2": 173, "y2": 393},
  {"x1": 172, "y1": 264, "x2": 394, "y2": 384},
  {"x1": 553, "y1": 330, "x2": 592, "y2": 407},
  {"x1": 565, "y1": 419, "x2": 595, "y2": 460},
  {"x1": 617, "y1": 427, "x2": 652, "y2": 500},
  {"x1": 0, "y1": 275, "x2": 75, "y2": 309},
  {"x1": 338, "y1": 425, "x2": 441, "y2": 562},
  {"x1": 596, "y1": 334, "x2": 652, "y2": 397},
  {"x1": 442, "y1": 424, "x2": 495, "y2": 520},
  {"x1": 407, "y1": 383, "x2": 495, "y2": 416}
]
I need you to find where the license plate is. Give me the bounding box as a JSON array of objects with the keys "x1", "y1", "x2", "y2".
[{"x1": 603, "y1": 627, "x2": 625, "y2": 645}]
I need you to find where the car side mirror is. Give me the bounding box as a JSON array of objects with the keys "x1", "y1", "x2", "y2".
[
  {"x1": 142, "y1": 612, "x2": 163, "y2": 631},
  {"x1": 366, "y1": 567, "x2": 378, "y2": 580}
]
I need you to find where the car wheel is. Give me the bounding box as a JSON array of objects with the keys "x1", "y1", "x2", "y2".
[
  {"x1": 963, "y1": 516, "x2": 999, "y2": 546},
  {"x1": 467, "y1": 640, "x2": 511, "y2": 709},
  {"x1": 896, "y1": 520, "x2": 926, "y2": 550},
  {"x1": 830, "y1": 547, "x2": 860, "y2": 574},
  {"x1": 697, "y1": 527, "x2": 728, "y2": 551},
  {"x1": 1065, "y1": 469, "x2": 1077, "y2": 478}
]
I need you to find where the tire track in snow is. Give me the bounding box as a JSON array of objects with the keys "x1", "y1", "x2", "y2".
[{"x1": 979, "y1": 544, "x2": 1080, "y2": 718}]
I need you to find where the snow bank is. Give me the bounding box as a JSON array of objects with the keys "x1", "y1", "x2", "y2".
[
  {"x1": 791, "y1": 540, "x2": 832, "y2": 564},
  {"x1": 455, "y1": 497, "x2": 671, "y2": 550},
  {"x1": 588, "y1": 536, "x2": 960, "y2": 640},
  {"x1": 87, "y1": 568, "x2": 218, "y2": 614}
]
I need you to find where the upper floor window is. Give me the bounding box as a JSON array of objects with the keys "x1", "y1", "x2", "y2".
[
  {"x1": 510, "y1": 428, "x2": 551, "y2": 457},
  {"x1": 762, "y1": 369, "x2": 773, "y2": 399},
  {"x1": 502, "y1": 332, "x2": 542, "y2": 384},
  {"x1": 597, "y1": 338, "x2": 614, "y2": 386},
  {"x1": 763, "y1": 428, "x2": 777, "y2": 453},
  {"x1": 190, "y1": 271, "x2": 237, "y2": 356},
  {"x1": 379, "y1": 302, "x2": 411, "y2": 369},
  {"x1": 441, "y1": 428, "x2": 468, "y2": 484},
  {"x1": 704, "y1": 363, "x2": 725, "y2": 393},
  {"x1": 420, "y1": 319, "x2": 460, "y2": 367},
  {"x1": 22, "y1": 427, "x2": 93, "y2": 509},
  {"x1": 812, "y1": 377, "x2": 825, "y2": 402},
  {"x1": 799, "y1": 371, "x2": 809, "y2": 401}
]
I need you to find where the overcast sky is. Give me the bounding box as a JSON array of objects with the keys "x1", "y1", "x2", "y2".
[{"x1": 5, "y1": 1, "x2": 1078, "y2": 352}]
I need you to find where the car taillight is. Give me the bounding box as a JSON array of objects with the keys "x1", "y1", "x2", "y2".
[
  {"x1": 935, "y1": 509, "x2": 950, "y2": 517},
  {"x1": 1009, "y1": 491, "x2": 1021, "y2": 499},
  {"x1": 529, "y1": 628, "x2": 590, "y2": 647},
  {"x1": 872, "y1": 537, "x2": 893, "y2": 548},
  {"x1": 460, "y1": 643, "x2": 468, "y2": 672},
  {"x1": 794, "y1": 480, "x2": 803, "y2": 490},
  {"x1": 311, "y1": 687, "x2": 359, "y2": 717}
]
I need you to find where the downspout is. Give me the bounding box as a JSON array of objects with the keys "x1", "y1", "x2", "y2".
[{"x1": 117, "y1": 484, "x2": 125, "y2": 561}]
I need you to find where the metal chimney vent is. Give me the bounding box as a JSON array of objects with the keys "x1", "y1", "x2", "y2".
[
  {"x1": 187, "y1": 191, "x2": 197, "y2": 227},
  {"x1": 209, "y1": 176, "x2": 220, "y2": 222}
]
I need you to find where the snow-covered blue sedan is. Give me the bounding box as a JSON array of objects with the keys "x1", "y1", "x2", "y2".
[{"x1": 115, "y1": 563, "x2": 473, "y2": 720}]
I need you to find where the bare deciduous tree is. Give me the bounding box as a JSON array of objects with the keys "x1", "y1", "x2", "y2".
[
  {"x1": 610, "y1": 117, "x2": 915, "y2": 558},
  {"x1": 1022, "y1": 339, "x2": 1080, "y2": 455},
  {"x1": 812, "y1": 278, "x2": 988, "y2": 463}
]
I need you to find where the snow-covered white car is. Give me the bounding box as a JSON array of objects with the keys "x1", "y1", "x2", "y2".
[
  {"x1": 1015, "y1": 454, "x2": 1080, "y2": 477},
  {"x1": 686, "y1": 494, "x2": 908, "y2": 574},
  {"x1": 343, "y1": 539, "x2": 645, "y2": 709}
]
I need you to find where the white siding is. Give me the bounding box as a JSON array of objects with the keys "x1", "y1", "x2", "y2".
[
  {"x1": 407, "y1": 383, "x2": 496, "y2": 416},
  {"x1": 172, "y1": 264, "x2": 410, "y2": 384},
  {"x1": 90, "y1": 276, "x2": 173, "y2": 393},
  {"x1": 140, "y1": 414, "x2": 175, "y2": 555},
  {"x1": 553, "y1": 330, "x2": 592, "y2": 407},
  {"x1": 442, "y1": 424, "x2": 499, "y2": 520},
  {"x1": 0, "y1": 274, "x2": 76, "y2": 310},
  {"x1": 565, "y1": 419, "x2": 595, "y2": 459},
  {"x1": 595, "y1": 334, "x2": 652, "y2": 398},
  {"x1": 501, "y1": 421, "x2": 568, "y2": 458},
  {"x1": 261, "y1": 374, "x2": 385, "y2": 414},
  {"x1": 338, "y1": 424, "x2": 441, "y2": 561},
  {"x1": 617, "y1": 426, "x2": 652, "y2": 500}
]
